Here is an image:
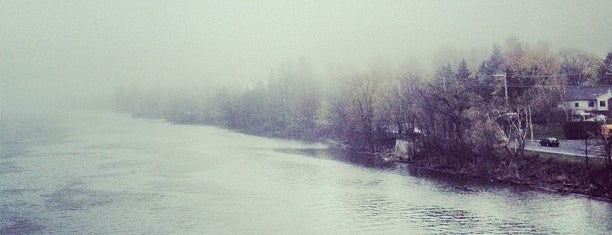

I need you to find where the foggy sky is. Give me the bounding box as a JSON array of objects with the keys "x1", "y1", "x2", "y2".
[{"x1": 1, "y1": 0, "x2": 611, "y2": 110}]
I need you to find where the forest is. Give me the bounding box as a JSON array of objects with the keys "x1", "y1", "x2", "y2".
[{"x1": 114, "y1": 37, "x2": 612, "y2": 197}]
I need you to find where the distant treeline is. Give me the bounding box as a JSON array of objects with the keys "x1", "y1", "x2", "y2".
[{"x1": 115, "y1": 37, "x2": 612, "y2": 173}]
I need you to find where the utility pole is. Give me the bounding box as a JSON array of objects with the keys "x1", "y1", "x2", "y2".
[
  {"x1": 494, "y1": 73, "x2": 509, "y2": 108},
  {"x1": 528, "y1": 105, "x2": 534, "y2": 141},
  {"x1": 504, "y1": 73, "x2": 508, "y2": 108}
]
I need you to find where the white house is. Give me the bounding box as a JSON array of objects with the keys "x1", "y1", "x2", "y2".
[{"x1": 561, "y1": 86, "x2": 612, "y2": 120}]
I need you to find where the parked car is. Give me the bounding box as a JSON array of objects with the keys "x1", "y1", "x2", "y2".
[{"x1": 539, "y1": 137, "x2": 560, "y2": 147}]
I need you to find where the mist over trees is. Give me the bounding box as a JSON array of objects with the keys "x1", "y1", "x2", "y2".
[{"x1": 115, "y1": 37, "x2": 612, "y2": 171}]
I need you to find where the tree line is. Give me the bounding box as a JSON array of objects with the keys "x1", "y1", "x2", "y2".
[{"x1": 115, "y1": 37, "x2": 612, "y2": 170}]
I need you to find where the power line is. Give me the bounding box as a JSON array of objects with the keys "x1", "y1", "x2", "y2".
[
  {"x1": 465, "y1": 84, "x2": 612, "y2": 88},
  {"x1": 467, "y1": 84, "x2": 567, "y2": 88}
]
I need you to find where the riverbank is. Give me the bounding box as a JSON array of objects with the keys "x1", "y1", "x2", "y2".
[
  {"x1": 342, "y1": 146, "x2": 612, "y2": 201},
  {"x1": 162, "y1": 116, "x2": 612, "y2": 201}
]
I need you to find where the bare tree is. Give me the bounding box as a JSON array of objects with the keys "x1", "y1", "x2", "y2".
[{"x1": 559, "y1": 48, "x2": 602, "y2": 86}]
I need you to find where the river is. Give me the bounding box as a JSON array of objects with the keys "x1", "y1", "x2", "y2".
[{"x1": 1, "y1": 110, "x2": 610, "y2": 234}]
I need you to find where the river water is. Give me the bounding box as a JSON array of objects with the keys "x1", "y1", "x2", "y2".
[{"x1": 1, "y1": 110, "x2": 610, "y2": 234}]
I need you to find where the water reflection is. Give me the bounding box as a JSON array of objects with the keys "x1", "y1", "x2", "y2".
[
  {"x1": 0, "y1": 217, "x2": 45, "y2": 234},
  {"x1": 45, "y1": 183, "x2": 115, "y2": 211},
  {"x1": 0, "y1": 111, "x2": 610, "y2": 234},
  {"x1": 273, "y1": 147, "x2": 328, "y2": 158}
]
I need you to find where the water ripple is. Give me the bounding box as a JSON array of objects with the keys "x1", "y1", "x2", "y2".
[
  {"x1": 44, "y1": 183, "x2": 115, "y2": 211},
  {"x1": 0, "y1": 217, "x2": 45, "y2": 234}
]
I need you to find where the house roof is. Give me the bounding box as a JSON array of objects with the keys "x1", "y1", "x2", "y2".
[{"x1": 565, "y1": 86, "x2": 612, "y2": 101}]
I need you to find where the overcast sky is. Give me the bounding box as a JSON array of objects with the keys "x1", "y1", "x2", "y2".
[{"x1": 1, "y1": 0, "x2": 611, "y2": 109}]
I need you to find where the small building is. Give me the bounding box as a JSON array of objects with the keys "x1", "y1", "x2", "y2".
[{"x1": 561, "y1": 86, "x2": 612, "y2": 119}]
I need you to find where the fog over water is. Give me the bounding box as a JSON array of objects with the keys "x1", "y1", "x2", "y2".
[
  {"x1": 1, "y1": 111, "x2": 611, "y2": 234},
  {"x1": 2, "y1": 1, "x2": 612, "y2": 233},
  {"x1": 1, "y1": 0, "x2": 611, "y2": 110}
]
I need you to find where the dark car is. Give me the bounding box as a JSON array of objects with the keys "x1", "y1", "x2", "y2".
[{"x1": 539, "y1": 137, "x2": 560, "y2": 147}]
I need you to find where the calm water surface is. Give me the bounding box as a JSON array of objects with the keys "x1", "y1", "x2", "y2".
[{"x1": 1, "y1": 110, "x2": 611, "y2": 234}]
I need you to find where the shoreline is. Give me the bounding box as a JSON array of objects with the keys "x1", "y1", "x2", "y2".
[
  {"x1": 164, "y1": 117, "x2": 612, "y2": 202},
  {"x1": 342, "y1": 148, "x2": 612, "y2": 202}
]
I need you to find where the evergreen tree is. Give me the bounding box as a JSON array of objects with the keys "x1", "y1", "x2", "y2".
[
  {"x1": 435, "y1": 62, "x2": 455, "y2": 90},
  {"x1": 456, "y1": 59, "x2": 470, "y2": 81},
  {"x1": 477, "y1": 45, "x2": 504, "y2": 99},
  {"x1": 456, "y1": 58, "x2": 473, "y2": 91},
  {"x1": 597, "y1": 51, "x2": 612, "y2": 85}
]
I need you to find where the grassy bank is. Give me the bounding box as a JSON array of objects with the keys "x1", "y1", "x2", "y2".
[
  {"x1": 520, "y1": 151, "x2": 611, "y2": 199},
  {"x1": 374, "y1": 147, "x2": 612, "y2": 201}
]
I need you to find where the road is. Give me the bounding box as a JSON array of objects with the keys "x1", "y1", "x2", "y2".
[{"x1": 524, "y1": 139, "x2": 607, "y2": 158}]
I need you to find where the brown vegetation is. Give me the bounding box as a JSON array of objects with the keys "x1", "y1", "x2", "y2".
[{"x1": 114, "y1": 37, "x2": 612, "y2": 199}]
